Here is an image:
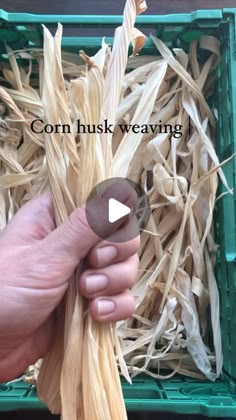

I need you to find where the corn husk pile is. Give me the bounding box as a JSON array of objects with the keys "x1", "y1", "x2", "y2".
[{"x1": 0, "y1": 0, "x2": 233, "y2": 418}]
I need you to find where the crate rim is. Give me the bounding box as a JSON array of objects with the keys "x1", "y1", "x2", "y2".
[{"x1": 0, "y1": 9, "x2": 233, "y2": 25}]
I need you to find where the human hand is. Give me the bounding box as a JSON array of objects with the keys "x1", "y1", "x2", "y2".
[{"x1": 0, "y1": 193, "x2": 139, "y2": 382}]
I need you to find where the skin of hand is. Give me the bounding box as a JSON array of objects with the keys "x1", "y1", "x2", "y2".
[{"x1": 0, "y1": 193, "x2": 140, "y2": 382}]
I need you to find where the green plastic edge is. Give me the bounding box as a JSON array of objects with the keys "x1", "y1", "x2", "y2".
[
  {"x1": 0, "y1": 9, "x2": 223, "y2": 25},
  {"x1": 222, "y1": 9, "x2": 236, "y2": 262},
  {"x1": 1, "y1": 378, "x2": 236, "y2": 417}
]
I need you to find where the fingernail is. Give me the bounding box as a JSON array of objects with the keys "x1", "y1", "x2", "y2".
[
  {"x1": 96, "y1": 246, "x2": 118, "y2": 266},
  {"x1": 85, "y1": 274, "x2": 108, "y2": 294},
  {"x1": 98, "y1": 299, "x2": 116, "y2": 315}
]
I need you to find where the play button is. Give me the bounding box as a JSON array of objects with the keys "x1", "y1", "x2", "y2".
[
  {"x1": 85, "y1": 177, "x2": 151, "y2": 243},
  {"x1": 108, "y1": 198, "x2": 131, "y2": 223}
]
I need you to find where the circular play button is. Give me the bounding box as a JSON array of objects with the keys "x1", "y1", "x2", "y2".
[{"x1": 85, "y1": 177, "x2": 151, "y2": 243}]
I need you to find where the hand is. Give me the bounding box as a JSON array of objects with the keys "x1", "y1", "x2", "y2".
[{"x1": 0, "y1": 193, "x2": 139, "y2": 382}]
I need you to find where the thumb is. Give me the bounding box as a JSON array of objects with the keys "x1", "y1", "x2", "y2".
[
  {"x1": 1, "y1": 193, "x2": 100, "y2": 262},
  {"x1": 41, "y1": 205, "x2": 100, "y2": 263},
  {"x1": 41, "y1": 181, "x2": 136, "y2": 263}
]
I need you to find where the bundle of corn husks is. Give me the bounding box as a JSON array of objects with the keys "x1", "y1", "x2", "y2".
[{"x1": 0, "y1": 0, "x2": 233, "y2": 419}]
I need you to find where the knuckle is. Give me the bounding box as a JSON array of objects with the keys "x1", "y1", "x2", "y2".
[
  {"x1": 122, "y1": 263, "x2": 137, "y2": 288},
  {"x1": 67, "y1": 207, "x2": 88, "y2": 235},
  {"x1": 126, "y1": 292, "x2": 136, "y2": 312},
  {"x1": 122, "y1": 292, "x2": 135, "y2": 317},
  {"x1": 124, "y1": 235, "x2": 140, "y2": 256},
  {"x1": 127, "y1": 254, "x2": 140, "y2": 281},
  {"x1": 133, "y1": 253, "x2": 140, "y2": 269},
  {"x1": 131, "y1": 235, "x2": 141, "y2": 252}
]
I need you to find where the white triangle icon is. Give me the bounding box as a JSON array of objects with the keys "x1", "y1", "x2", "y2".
[{"x1": 108, "y1": 198, "x2": 131, "y2": 223}]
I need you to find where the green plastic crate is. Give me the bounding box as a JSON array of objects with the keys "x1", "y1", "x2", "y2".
[{"x1": 1, "y1": 8, "x2": 236, "y2": 418}]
